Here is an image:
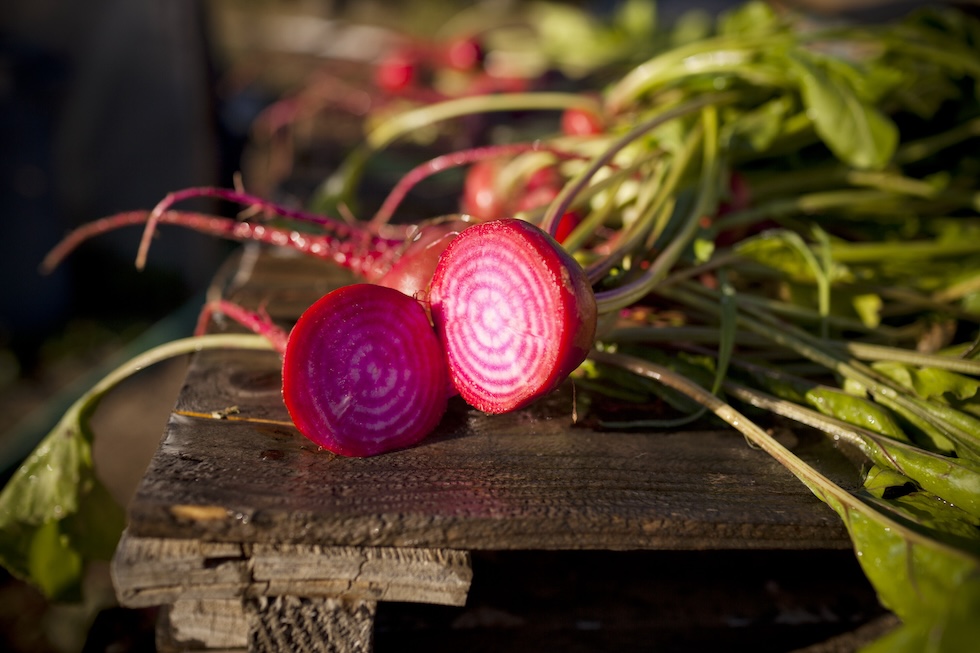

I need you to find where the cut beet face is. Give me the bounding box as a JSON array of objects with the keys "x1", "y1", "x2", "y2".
[
  {"x1": 282, "y1": 284, "x2": 449, "y2": 457},
  {"x1": 429, "y1": 218, "x2": 597, "y2": 414}
]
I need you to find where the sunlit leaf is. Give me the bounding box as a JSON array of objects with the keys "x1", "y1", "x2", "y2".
[
  {"x1": 0, "y1": 334, "x2": 274, "y2": 599},
  {"x1": 805, "y1": 386, "x2": 909, "y2": 441},
  {"x1": 873, "y1": 362, "x2": 980, "y2": 403},
  {"x1": 786, "y1": 48, "x2": 899, "y2": 169}
]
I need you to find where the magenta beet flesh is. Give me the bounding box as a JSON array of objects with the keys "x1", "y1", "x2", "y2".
[{"x1": 282, "y1": 284, "x2": 448, "y2": 457}]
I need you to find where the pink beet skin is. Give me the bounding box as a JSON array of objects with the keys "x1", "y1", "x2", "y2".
[
  {"x1": 429, "y1": 218, "x2": 597, "y2": 414},
  {"x1": 374, "y1": 219, "x2": 471, "y2": 300}
]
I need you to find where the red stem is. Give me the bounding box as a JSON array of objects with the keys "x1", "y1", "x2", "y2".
[
  {"x1": 135, "y1": 186, "x2": 357, "y2": 270},
  {"x1": 369, "y1": 142, "x2": 595, "y2": 229},
  {"x1": 253, "y1": 73, "x2": 375, "y2": 136},
  {"x1": 196, "y1": 299, "x2": 289, "y2": 353},
  {"x1": 42, "y1": 209, "x2": 403, "y2": 281}
]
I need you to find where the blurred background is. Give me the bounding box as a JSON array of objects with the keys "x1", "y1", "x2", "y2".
[{"x1": 0, "y1": 0, "x2": 947, "y2": 651}]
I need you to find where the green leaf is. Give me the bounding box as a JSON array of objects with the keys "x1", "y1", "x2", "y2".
[
  {"x1": 614, "y1": 0, "x2": 657, "y2": 40},
  {"x1": 529, "y1": 3, "x2": 624, "y2": 77},
  {"x1": 736, "y1": 230, "x2": 849, "y2": 283},
  {"x1": 863, "y1": 466, "x2": 914, "y2": 499},
  {"x1": 843, "y1": 503, "x2": 978, "y2": 625},
  {"x1": 0, "y1": 412, "x2": 120, "y2": 601},
  {"x1": 693, "y1": 237, "x2": 714, "y2": 264},
  {"x1": 872, "y1": 362, "x2": 980, "y2": 403},
  {"x1": 860, "y1": 578, "x2": 980, "y2": 653},
  {"x1": 805, "y1": 386, "x2": 910, "y2": 441},
  {"x1": 0, "y1": 411, "x2": 107, "y2": 600},
  {"x1": 963, "y1": 292, "x2": 980, "y2": 316},
  {"x1": 0, "y1": 334, "x2": 274, "y2": 599},
  {"x1": 724, "y1": 380, "x2": 980, "y2": 520},
  {"x1": 882, "y1": 491, "x2": 980, "y2": 553},
  {"x1": 28, "y1": 520, "x2": 83, "y2": 601},
  {"x1": 667, "y1": 9, "x2": 713, "y2": 48},
  {"x1": 722, "y1": 95, "x2": 793, "y2": 153},
  {"x1": 852, "y1": 293, "x2": 883, "y2": 329},
  {"x1": 786, "y1": 48, "x2": 899, "y2": 169},
  {"x1": 592, "y1": 350, "x2": 980, "y2": 638}
]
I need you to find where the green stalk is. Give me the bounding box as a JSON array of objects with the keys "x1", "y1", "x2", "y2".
[
  {"x1": 664, "y1": 281, "x2": 980, "y2": 459},
  {"x1": 589, "y1": 349, "x2": 980, "y2": 631},
  {"x1": 829, "y1": 239, "x2": 980, "y2": 263},
  {"x1": 894, "y1": 116, "x2": 980, "y2": 165},
  {"x1": 316, "y1": 92, "x2": 598, "y2": 210},
  {"x1": 368, "y1": 93, "x2": 598, "y2": 151},
  {"x1": 55, "y1": 335, "x2": 274, "y2": 406},
  {"x1": 708, "y1": 189, "x2": 901, "y2": 235},
  {"x1": 606, "y1": 325, "x2": 980, "y2": 375},
  {"x1": 713, "y1": 178, "x2": 980, "y2": 237},
  {"x1": 604, "y1": 32, "x2": 795, "y2": 113},
  {"x1": 934, "y1": 273, "x2": 980, "y2": 304},
  {"x1": 0, "y1": 334, "x2": 275, "y2": 599},
  {"x1": 671, "y1": 273, "x2": 907, "y2": 338},
  {"x1": 540, "y1": 91, "x2": 735, "y2": 238},
  {"x1": 722, "y1": 380, "x2": 980, "y2": 520},
  {"x1": 584, "y1": 122, "x2": 703, "y2": 282},
  {"x1": 729, "y1": 162, "x2": 980, "y2": 215},
  {"x1": 593, "y1": 104, "x2": 723, "y2": 314},
  {"x1": 559, "y1": 173, "x2": 628, "y2": 255}
]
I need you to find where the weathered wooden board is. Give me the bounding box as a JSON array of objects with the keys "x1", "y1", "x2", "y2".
[
  {"x1": 114, "y1": 248, "x2": 869, "y2": 652},
  {"x1": 113, "y1": 532, "x2": 472, "y2": 607}
]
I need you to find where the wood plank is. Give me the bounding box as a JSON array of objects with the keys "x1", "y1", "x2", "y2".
[
  {"x1": 113, "y1": 532, "x2": 471, "y2": 608},
  {"x1": 250, "y1": 544, "x2": 471, "y2": 605},
  {"x1": 125, "y1": 348, "x2": 849, "y2": 549}
]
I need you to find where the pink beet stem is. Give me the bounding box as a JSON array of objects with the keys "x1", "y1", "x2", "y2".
[
  {"x1": 135, "y1": 186, "x2": 358, "y2": 270},
  {"x1": 196, "y1": 299, "x2": 289, "y2": 353},
  {"x1": 369, "y1": 142, "x2": 593, "y2": 229},
  {"x1": 42, "y1": 209, "x2": 403, "y2": 281},
  {"x1": 253, "y1": 73, "x2": 374, "y2": 136}
]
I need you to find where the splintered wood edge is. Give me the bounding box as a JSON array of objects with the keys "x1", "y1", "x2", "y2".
[{"x1": 111, "y1": 530, "x2": 472, "y2": 608}]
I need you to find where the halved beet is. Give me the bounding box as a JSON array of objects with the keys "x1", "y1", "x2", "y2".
[
  {"x1": 282, "y1": 284, "x2": 448, "y2": 457},
  {"x1": 429, "y1": 218, "x2": 597, "y2": 414}
]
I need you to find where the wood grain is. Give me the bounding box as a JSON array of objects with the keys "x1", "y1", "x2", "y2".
[
  {"x1": 246, "y1": 596, "x2": 375, "y2": 653},
  {"x1": 113, "y1": 532, "x2": 471, "y2": 608},
  {"x1": 124, "y1": 354, "x2": 850, "y2": 550}
]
